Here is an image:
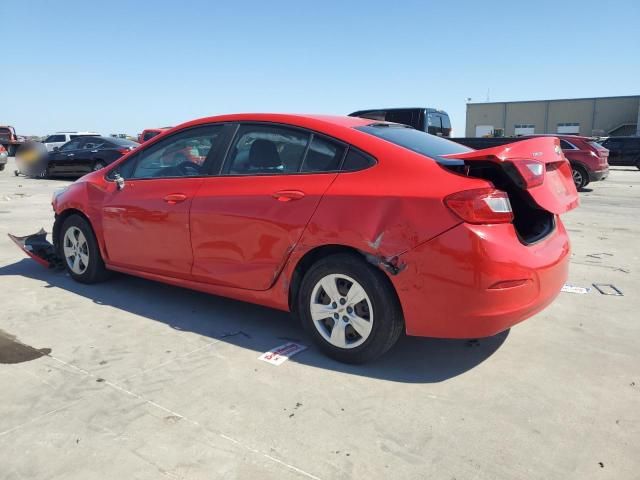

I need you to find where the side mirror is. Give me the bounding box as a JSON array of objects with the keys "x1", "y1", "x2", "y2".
[
  {"x1": 53, "y1": 146, "x2": 60, "y2": 152},
  {"x1": 114, "y1": 173, "x2": 125, "y2": 190}
]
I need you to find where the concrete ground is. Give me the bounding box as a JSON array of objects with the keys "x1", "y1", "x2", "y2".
[{"x1": 0, "y1": 157, "x2": 638, "y2": 480}]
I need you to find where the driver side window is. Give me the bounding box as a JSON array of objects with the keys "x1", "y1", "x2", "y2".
[{"x1": 124, "y1": 125, "x2": 223, "y2": 179}]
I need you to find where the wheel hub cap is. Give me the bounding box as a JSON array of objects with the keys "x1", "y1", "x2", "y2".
[
  {"x1": 309, "y1": 274, "x2": 373, "y2": 349},
  {"x1": 63, "y1": 226, "x2": 89, "y2": 275}
]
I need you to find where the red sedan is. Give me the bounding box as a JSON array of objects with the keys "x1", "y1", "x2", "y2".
[{"x1": 41, "y1": 114, "x2": 578, "y2": 363}]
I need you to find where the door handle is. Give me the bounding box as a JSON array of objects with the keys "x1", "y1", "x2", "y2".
[
  {"x1": 272, "y1": 190, "x2": 305, "y2": 202},
  {"x1": 163, "y1": 193, "x2": 188, "y2": 204},
  {"x1": 67, "y1": 153, "x2": 74, "y2": 157}
]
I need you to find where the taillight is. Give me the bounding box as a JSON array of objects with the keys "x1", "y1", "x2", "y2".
[
  {"x1": 117, "y1": 148, "x2": 130, "y2": 155},
  {"x1": 445, "y1": 188, "x2": 514, "y2": 224},
  {"x1": 513, "y1": 159, "x2": 545, "y2": 188}
]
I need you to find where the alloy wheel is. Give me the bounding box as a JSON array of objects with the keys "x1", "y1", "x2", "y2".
[
  {"x1": 309, "y1": 274, "x2": 373, "y2": 349},
  {"x1": 572, "y1": 168, "x2": 584, "y2": 188},
  {"x1": 63, "y1": 226, "x2": 89, "y2": 274}
]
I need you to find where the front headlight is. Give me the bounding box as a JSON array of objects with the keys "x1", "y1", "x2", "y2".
[{"x1": 52, "y1": 187, "x2": 69, "y2": 202}]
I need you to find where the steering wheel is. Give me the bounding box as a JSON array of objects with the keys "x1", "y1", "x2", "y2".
[{"x1": 175, "y1": 161, "x2": 201, "y2": 176}]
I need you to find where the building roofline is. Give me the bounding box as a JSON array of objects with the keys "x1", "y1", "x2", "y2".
[{"x1": 467, "y1": 95, "x2": 640, "y2": 106}]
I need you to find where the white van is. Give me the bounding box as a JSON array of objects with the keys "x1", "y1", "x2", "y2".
[{"x1": 42, "y1": 132, "x2": 100, "y2": 152}]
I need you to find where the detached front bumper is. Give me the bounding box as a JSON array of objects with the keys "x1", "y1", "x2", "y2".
[
  {"x1": 390, "y1": 220, "x2": 570, "y2": 338},
  {"x1": 8, "y1": 229, "x2": 62, "y2": 269}
]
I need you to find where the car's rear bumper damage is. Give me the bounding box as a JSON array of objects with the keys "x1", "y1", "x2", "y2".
[
  {"x1": 8, "y1": 229, "x2": 62, "y2": 269},
  {"x1": 391, "y1": 219, "x2": 570, "y2": 339}
]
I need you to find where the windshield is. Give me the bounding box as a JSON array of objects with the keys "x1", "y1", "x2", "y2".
[{"x1": 356, "y1": 124, "x2": 470, "y2": 164}]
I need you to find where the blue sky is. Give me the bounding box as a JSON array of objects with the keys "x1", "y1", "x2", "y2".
[{"x1": 3, "y1": 0, "x2": 639, "y2": 136}]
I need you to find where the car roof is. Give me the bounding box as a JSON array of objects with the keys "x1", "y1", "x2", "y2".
[
  {"x1": 175, "y1": 113, "x2": 376, "y2": 131},
  {"x1": 55, "y1": 131, "x2": 99, "y2": 134}
]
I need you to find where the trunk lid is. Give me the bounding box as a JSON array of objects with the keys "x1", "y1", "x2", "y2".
[{"x1": 442, "y1": 137, "x2": 579, "y2": 215}]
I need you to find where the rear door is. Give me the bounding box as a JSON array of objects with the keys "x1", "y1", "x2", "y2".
[
  {"x1": 101, "y1": 125, "x2": 225, "y2": 278},
  {"x1": 190, "y1": 123, "x2": 344, "y2": 290},
  {"x1": 444, "y1": 137, "x2": 579, "y2": 214}
]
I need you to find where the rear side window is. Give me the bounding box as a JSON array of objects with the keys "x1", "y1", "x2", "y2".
[
  {"x1": 341, "y1": 149, "x2": 375, "y2": 171},
  {"x1": 357, "y1": 125, "x2": 470, "y2": 164},
  {"x1": 300, "y1": 136, "x2": 345, "y2": 172},
  {"x1": 83, "y1": 138, "x2": 107, "y2": 149},
  {"x1": 560, "y1": 140, "x2": 576, "y2": 150}
]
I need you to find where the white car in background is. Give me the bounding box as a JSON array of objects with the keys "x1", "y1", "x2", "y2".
[{"x1": 42, "y1": 132, "x2": 99, "y2": 152}]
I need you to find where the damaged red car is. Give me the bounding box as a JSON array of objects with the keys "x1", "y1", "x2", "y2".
[{"x1": 11, "y1": 114, "x2": 578, "y2": 363}]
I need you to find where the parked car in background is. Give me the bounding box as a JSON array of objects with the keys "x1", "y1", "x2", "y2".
[
  {"x1": 601, "y1": 136, "x2": 640, "y2": 169},
  {"x1": 349, "y1": 108, "x2": 452, "y2": 137},
  {"x1": 451, "y1": 134, "x2": 608, "y2": 190},
  {"x1": 0, "y1": 144, "x2": 7, "y2": 171},
  {"x1": 45, "y1": 136, "x2": 138, "y2": 176},
  {"x1": 40, "y1": 113, "x2": 578, "y2": 363},
  {"x1": 42, "y1": 131, "x2": 100, "y2": 152},
  {"x1": 0, "y1": 125, "x2": 26, "y2": 156},
  {"x1": 138, "y1": 127, "x2": 172, "y2": 143}
]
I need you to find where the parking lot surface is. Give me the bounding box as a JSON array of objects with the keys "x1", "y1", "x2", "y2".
[{"x1": 0, "y1": 157, "x2": 639, "y2": 479}]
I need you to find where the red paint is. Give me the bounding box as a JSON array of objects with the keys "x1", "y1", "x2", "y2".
[{"x1": 52, "y1": 113, "x2": 576, "y2": 339}]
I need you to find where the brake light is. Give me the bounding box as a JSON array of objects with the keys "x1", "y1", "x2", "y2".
[
  {"x1": 514, "y1": 159, "x2": 545, "y2": 188},
  {"x1": 445, "y1": 188, "x2": 514, "y2": 224}
]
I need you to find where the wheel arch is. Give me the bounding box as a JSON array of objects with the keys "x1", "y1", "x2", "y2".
[
  {"x1": 287, "y1": 244, "x2": 404, "y2": 316},
  {"x1": 53, "y1": 208, "x2": 96, "y2": 252}
]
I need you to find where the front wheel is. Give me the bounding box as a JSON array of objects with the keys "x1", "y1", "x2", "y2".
[
  {"x1": 297, "y1": 253, "x2": 404, "y2": 364},
  {"x1": 59, "y1": 215, "x2": 110, "y2": 283},
  {"x1": 572, "y1": 165, "x2": 589, "y2": 190}
]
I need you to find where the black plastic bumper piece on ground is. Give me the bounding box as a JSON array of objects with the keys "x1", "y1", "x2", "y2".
[{"x1": 8, "y1": 229, "x2": 63, "y2": 269}]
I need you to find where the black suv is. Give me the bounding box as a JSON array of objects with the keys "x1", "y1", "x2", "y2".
[{"x1": 601, "y1": 136, "x2": 640, "y2": 169}]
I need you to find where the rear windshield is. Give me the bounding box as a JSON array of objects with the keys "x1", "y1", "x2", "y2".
[
  {"x1": 108, "y1": 137, "x2": 139, "y2": 147},
  {"x1": 356, "y1": 124, "x2": 469, "y2": 164}
]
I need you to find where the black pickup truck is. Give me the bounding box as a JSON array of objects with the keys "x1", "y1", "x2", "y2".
[
  {"x1": 349, "y1": 107, "x2": 452, "y2": 137},
  {"x1": 600, "y1": 136, "x2": 640, "y2": 169}
]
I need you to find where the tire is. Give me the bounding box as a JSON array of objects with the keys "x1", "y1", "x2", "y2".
[
  {"x1": 635, "y1": 158, "x2": 640, "y2": 171},
  {"x1": 93, "y1": 161, "x2": 106, "y2": 171},
  {"x1": 572, "y1": 165, "x2": 588, "y2": 190},
  {"x1": 58, "y1": 215, "x2": 110, "y2": 284},
  {"x1": 297, "y1": 253, "x2": 404, "y2": 364},
  {"x1": 37, "y1": 167, "x2": 49, "y2": 179}
]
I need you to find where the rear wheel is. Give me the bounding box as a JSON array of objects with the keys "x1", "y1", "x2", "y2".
[
  {"x1": 297, "y1": 253, "x2": 403, "y2": 364},
  {"x1": 572, "y1": 165, "x2": 588, "y2": 190},
  {"x1": 59, "y1": 215, "x2": 110, "y2": 284}
]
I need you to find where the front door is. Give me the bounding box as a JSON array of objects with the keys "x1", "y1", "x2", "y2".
[
  {"x1": 190, "y1": 123, "x2": 345, "y2": 290},
  {"x1": 101, "y1": 124, "x2": 225, "y2": 279},
  {"x1": 48, "y1": 137, "x2": 84, "y2": 175}
]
